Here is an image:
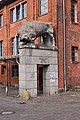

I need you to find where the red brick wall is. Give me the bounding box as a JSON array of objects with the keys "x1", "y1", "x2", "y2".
[
  {"x1": 65, "y1": 0, "x2": 80, "y2": 88},
  {"x1": 0, "y1": 0, "x2": 80, "y2": 89}
]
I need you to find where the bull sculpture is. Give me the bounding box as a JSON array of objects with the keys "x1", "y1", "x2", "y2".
[{"x1": 18, "y1": 21, "x2": 55, "y2": 47}]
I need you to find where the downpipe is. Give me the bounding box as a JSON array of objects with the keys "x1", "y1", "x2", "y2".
[{"x1": 62, "y1": 0, "x2": 67, "y2": 91}]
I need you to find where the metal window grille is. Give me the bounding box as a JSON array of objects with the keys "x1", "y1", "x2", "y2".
[
  {"x1": 71, "y1": 0, "x2": 77, "y2": 23},
  {"x1": 72, "y1": 47, "x2": 78, "y2": 62}
]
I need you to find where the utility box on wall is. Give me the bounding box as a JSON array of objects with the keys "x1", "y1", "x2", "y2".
[{"x1": 19, "y1": 45, "x2": 58, "y2": 97}]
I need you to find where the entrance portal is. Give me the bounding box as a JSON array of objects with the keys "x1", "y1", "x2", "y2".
[
  {"x1": 19, "y1": 47, "x2": 58, "y2": 97},
  {"x1": 37, "y1": 65, "x2": 43, "y2": 95}
]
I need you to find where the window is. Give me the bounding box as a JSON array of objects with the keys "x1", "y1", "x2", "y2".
[
  {"x1": 22, "y1": 2, "x2": 27, "y2": 18},
  {"x1": 11, "y1": 8, "x2": 15, "y2": 23},
  {"x1": 0, "y1": 41, "x2": 2, "y2": 57},
  {"x1": 10, "y1": 2, "x2": 27, "y2": 23},
  {"x1": 72, "y1": 47, "x2": 78, "y2": 62},
  {"x1": 16, "y1": 37, "x2": 20, "y2": 54},
  {"x1": 12, "y1": 65, "x2": 19, "y2": 77},
  {"x1": 12, "y1": 36, "x2": 20, "y2": 56},
  {"x1": 16, "y1": 5, "x2": 20, "y2": 21},
  {"x1": 39, "y1": 0, "x2": 48, "y2": 15},
  {"x1": 0, "y1": 14, "x2": 3, "y2": 27},
  {"x1": 12, "y1": 38, "x2": 14, "y2": 55},
  {"x1": 40, "y1": 36, "x2": 44, "y2": 44},
  {"x1": 1, "y1": 65, "x2": 5, "y2": 74},
  {"x1": 71, "y1": 0, "x2": 78, "y2": 23}
]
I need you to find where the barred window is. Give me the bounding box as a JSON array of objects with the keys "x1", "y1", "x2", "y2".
[
  {"x1": 71, "y1": 0, "x2": 77, "y2": 23},
  {"x1": 72, "y1": 47, "x2": 78, "y2": 62}
]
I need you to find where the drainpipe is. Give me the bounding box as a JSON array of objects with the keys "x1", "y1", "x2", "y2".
[{"x1": 62, "y1": 0, "x2": 66, "y2": 91}]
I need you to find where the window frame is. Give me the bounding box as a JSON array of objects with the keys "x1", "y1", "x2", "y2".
[
  {"x1": 16, "y1": 36, "x2": 20, "y2": 55},
  {"x1": 22, "y1": 2, "x2": 27, "y2": 19},
  {"x1": 12, "y1": 37, "x2": 15, "y2": 55},
  {"x1": 39, "y1": 0, "x2": 48, "y2": 16},
  {"x1": 1, "y1": 65, "x2": 5, "y2": 75},
  {"x1": 0, "y1": 41, "x2": 3, "y2": 57},
  {"x1": 16, "y1": 5, "x2": 20, "y2": 21},
  {"x1": 12, "y1": 65, "x2": 19, "y2": 77},
  {"x1": 0, "y1": 14, "x2": 3, "y2": 27},
  {"x1": 10, "y1": 2, "x2": 27, "y2": 23},
  {"x1": 71, "y1": 0, "x2": 78, "y2": 23},
  {"x1": 72, "y1": 46, "x2": 78, "y2": 63},
  {"x1": 10, "y1": 8, "x2": 15, "y2": 23},
  {"x1": 12, "y1": 36, "x2": 20, "y2": 56}
]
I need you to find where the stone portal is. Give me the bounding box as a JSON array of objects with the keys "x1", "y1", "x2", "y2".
[
  {"x1": 19, "y1": 45, "x2": 58, "y2": 97},
  {"x1": 18, "y1": 21, "x2": 58, "y2": 97}
]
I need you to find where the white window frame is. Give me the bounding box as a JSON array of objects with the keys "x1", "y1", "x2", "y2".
[
  {"x1": 39, "y1": 0, "x2": 48, "y2": 15},
  {"x1": 71, "y1": 0, "x2": 78, "y2": 23},
  {"x1": 12, "y1": 36, "x2": 20, "y2": 56},
  {"x1": 22, "y1": 2, "x2": 27, "y2": 18},
  {"x1": 11, "y1": 2, "x2": 27, "y2": 23}
]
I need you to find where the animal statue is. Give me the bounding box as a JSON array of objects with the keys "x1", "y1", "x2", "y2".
[{"x1": 18, "y1": 21, "x2": 55, "y2": 46}]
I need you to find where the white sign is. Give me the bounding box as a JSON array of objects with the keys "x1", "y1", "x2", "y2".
[{"x1": 50, "y1": 72, "x2": 56, "y2": 82}]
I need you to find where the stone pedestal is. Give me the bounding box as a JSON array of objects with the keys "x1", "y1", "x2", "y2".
[{"x1": 19, "y1": 45, "x2": 58, "y2": 97}]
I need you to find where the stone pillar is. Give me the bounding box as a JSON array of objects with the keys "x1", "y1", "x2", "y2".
[{"x1": 19, "y1": 48, "x2": 37, "y2": 97}]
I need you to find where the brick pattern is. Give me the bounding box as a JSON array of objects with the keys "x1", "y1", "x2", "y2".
[{"x1": 0, "y1": 0, "x2": 80, "y2": 89}]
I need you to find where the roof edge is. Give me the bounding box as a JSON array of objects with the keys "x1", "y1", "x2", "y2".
[{"x1": 0, "y1": 0, "x2": 16, "y2": 9}]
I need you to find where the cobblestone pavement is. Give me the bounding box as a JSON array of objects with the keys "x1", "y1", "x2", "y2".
[{"x1": 0, "y1": 86, "x2": 80, "y2": 120}]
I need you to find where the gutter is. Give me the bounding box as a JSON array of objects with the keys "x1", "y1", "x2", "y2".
[{"x1": 62, "y1": 0, "x2": 66, "y2": 91}]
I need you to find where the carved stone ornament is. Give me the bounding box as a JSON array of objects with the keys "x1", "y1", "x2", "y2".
[{"x1": 18, "y1": 21, "x2": 55, "y2": 47}]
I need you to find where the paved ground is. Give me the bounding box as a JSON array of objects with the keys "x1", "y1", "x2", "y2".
[{"x1": 0, "y1": 85, "x2": 80, "y2": 120}]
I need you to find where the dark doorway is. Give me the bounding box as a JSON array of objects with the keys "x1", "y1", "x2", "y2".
[{"x1": 37, "y1": 65, "x2": 43, "y2": 95}]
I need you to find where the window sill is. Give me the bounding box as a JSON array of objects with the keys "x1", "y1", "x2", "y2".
[
  {"x1": 71, "y1": 22, "x2": 79, "y2": 25},
  {"x1": 10, "y1": 17, "x2": 27, "y2": 24},
  {"x1": 72, "y1": 61, "x2": 79, "y2": 64},
  {"x1": 39, "y1": 13, "x2": 48, "y2": 17},
  {"x1": 12, "y1": 76, "x2": 18, "y2": 78}
]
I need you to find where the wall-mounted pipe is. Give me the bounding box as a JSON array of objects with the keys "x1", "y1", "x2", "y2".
[{"x1": 62, "y1": 0, "x2": 66, "y2": 91}]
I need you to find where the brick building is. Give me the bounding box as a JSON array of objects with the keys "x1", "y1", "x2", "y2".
[{"x1": 0, "y1": 0, "x2": 80, "y2": 91}]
